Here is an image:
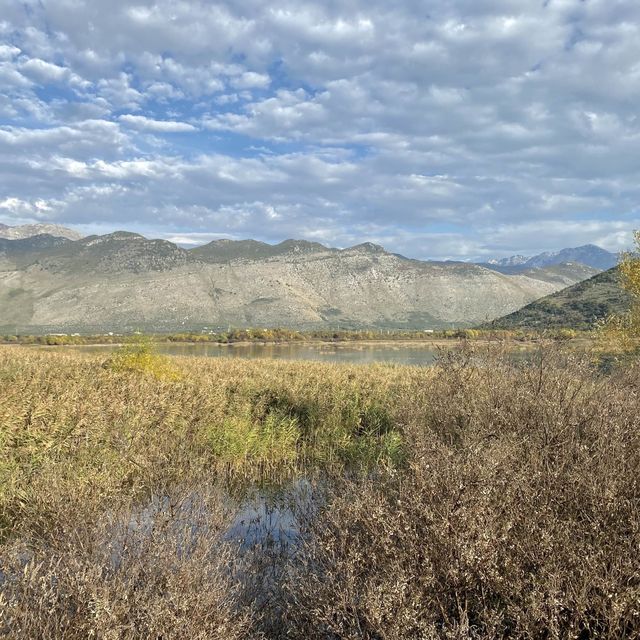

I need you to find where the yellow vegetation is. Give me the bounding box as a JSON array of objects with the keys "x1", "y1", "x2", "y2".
[
  {"x1": 107, "y1": 335, "x2": 182, "y2": 380},
  {"x1": 601, "y1": 230, "x2": 640, "y2": 354}
]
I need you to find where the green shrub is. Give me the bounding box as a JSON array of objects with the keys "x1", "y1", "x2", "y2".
[{"x1": 108, "y1": 335, "x2": 181, "y2": 380}]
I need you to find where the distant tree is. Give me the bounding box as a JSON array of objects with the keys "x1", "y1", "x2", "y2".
[
  {"x1": 620, "y1": 231, "x2": 640, "y2": 305},
  {"x1": 601, "y1": 230, "x2": 640, "y2": 353}
]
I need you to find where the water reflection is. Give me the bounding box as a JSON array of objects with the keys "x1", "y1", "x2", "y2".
[
  {"x1": 226, "y1": 479, "x2": 316, "y2": 552},
  {"x1": 50, "y1": 341, "x2": 443, "y2": 366}
]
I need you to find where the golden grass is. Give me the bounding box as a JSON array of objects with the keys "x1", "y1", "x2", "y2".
[
  {"x1": 0, "y1": 345, "x2": 418, "y2": 541},
  {"x1": 1, "y1": 343, "x2": 639, "y2": 638}
]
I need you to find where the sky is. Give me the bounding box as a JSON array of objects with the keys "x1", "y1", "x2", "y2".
[{"x1": 0, "y1": 0, "x2": 639, "y2": 260}]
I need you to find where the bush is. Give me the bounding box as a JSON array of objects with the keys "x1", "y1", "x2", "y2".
[
  {"x1": 0, "y1": 486, "x2": 256, "y2": 639},
  {"x1": 107, "y1": 335, "x2": 181, "y2": 380},
  {"x1": 283, "y1": 348, "x2": 640, "y2": 638}
]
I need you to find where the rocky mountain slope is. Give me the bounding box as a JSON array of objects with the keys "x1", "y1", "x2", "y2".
[
  {"x1": 487, "y1": 267, "x2": 630, "y2": 330},
  {"x1": 0, "y1": 223, "x2": 83, "y2": 241},
  {"x1": 484, "y1": 244, "x2": 618, "y2": 272},
  {"x1": 0, "y1": 232, "x2": 599, "y2": 332}
]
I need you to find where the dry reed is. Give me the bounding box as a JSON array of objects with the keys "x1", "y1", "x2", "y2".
[{"x1": 1, "y1": 344, "x2": 639, "y2": 638}]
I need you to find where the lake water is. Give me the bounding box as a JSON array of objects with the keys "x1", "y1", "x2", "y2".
[{"x1": 52, "y1": 341, "x2": 444, "y2": 366}]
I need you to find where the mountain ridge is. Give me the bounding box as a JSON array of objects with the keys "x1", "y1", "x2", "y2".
[
  {"x1": 0, "y1": 223, "x2": 83, "y2": 242},
  {"x1": 487, "y1": 267, "x2": 630, "y2": 330},
  {"x1": 0, "y1": 230, "x2": 600, "y2": 332},
  {"x1": 0, "y1": 223, "x2": 619, "y2": 270},
  {"x1": 485, "y1": 244, "x2": 618, "y2": 272}
]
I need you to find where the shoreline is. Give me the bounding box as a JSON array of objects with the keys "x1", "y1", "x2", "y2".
[{"x1": 1, "y1": 336, "x2": 574, "y2": 350}]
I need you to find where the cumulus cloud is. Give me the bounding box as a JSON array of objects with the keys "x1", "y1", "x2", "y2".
[
  {"x1": 19, "y1": 58, "x2": 88, "y2": 88},
  {"x1": 230, "y1": 71, "x2": 271, "y2": 89},
  {"x1": 0, "y1": 44, "x2": 21, "y2": 60},
  {"x1": 0, "y1": 0, "x2": 639, "y2": 259},
  {"x1": 119, "y1": 114, "x2": 197, "y2": 133}
]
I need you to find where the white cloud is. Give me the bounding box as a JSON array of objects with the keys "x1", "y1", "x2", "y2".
[
  {"x1": 0, "y1": 44, "x2": 21, "y2": 60},
  {"x1": 97, "y1": 73, "x2": 144, "y2": 109},
  {"x1": 119, "y1": 114, "x2": 197, "y2": 133},
  {"x1": 1, "y1": 0, "x2": 640, "y2": 259},
  {"x1": 0, "y1": 195, "x2": 59, "y2": 220},
  {"x1": 0, "y1": 120, "x2": 127, "y2": 155},
  {"x1": 0, "y1": 63, "x2": 32, "y2": 88},
  {"x1": 231, "y1": 71, "x2": 271, "y2": 89},
  {"x1": 20, "y1": 58, "x2": 69, "y2": 82}
]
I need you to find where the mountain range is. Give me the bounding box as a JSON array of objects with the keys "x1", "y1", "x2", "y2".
[
  {"x1": 0, "y1": 225, "x2": 602, "y2": 333},
  {"x1": 484, "y1": 244, "x2": 618, "y2": 272},
  {"x1": 0, "y1": 223, "x2": 83, "y2": 242}
]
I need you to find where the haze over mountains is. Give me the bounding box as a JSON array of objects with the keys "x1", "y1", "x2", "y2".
[
  {"x1": 0, "y1": 223, "x2": 606, "y2": 332},
  {"x1": 484, "y1": 245, "x2": 618, "y2": 272}
]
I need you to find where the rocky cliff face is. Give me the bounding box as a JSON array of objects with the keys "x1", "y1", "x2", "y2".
[
  {"x1": 0, "y1": 233, "x2": 599, "y2": 332},
  {"x1": 0, "y1": 223, "x2": 83, "y2": 241}
]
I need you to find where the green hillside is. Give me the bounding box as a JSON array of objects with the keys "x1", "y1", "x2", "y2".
[{"x1": 487, "y1": 267, "x2": 632, "y2": 330}]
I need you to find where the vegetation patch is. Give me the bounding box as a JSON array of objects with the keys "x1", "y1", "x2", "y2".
[
  {"x1": 489, "y1": 267, "x2": 632, "y2": 330},
  {"x1": 106, "y1": 335, "x2": 182, "y2": 380},
  {"x1": 1, "y1": 343, "x2": 639, "y2": 637}
]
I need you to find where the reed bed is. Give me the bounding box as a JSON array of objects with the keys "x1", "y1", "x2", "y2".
[
  {"x1": 0, "y1": 346, "x2": 416, "y2": 540},
  {"x1": 0, "y1": 344, "x2": 639, "y2": 638}
]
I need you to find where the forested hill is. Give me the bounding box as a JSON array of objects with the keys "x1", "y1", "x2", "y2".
[{"x1": 487, "y1": 267, "x2": 631, "y2": 330}]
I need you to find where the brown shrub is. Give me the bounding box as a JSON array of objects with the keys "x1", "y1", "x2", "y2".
[
  {"x1": 0, "y1": 485, "x2": 258, "y2": 639},
  {"x1": 283, "y1": 347, "x2": 640, "y2": 639},
  {"x1": 1, "y1": 344, "x2": 640, "y2": 638}
]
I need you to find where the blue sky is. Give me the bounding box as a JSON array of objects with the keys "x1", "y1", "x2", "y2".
[{"x1": 0, "y1": 0, "x2": 639, "y2": 260}]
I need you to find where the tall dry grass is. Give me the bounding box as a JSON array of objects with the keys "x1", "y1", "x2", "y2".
[
  {"x1": 283, "y1": 349, "x2": 640, "y2": 639},
  {"x1": 1, "y1": 343, "x2": 639, "y2": 638},
  {"x1": 0, "y1": 346, "x2": 413, "y2": 541}
]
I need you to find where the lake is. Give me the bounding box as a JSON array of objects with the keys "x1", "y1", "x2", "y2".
[{"x1": 43, "y1": 341, "x2": 444, "y2": 366}]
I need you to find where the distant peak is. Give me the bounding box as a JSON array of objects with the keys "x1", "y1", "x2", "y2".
[
  {"x1": 487, "y1": 255, "x2": 528, "y2": 266},
  {"x1": 485, "y1": 244, "x2": 617, "y2": 272},
  {"x1": 0, "y1": 223, "x2": 83, "y2": 241},
  {"x1": 348, "y1": 242, "x2": 386, "y2": 254}
]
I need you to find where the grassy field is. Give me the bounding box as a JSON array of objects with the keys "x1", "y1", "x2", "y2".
[{"x1": 1, "y1": 344, "x2": 639, "y2": 638}]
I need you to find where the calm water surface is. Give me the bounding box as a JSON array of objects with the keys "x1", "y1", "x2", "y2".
[{"x1": 50, "y1": 342, "x2": 444, "y2": 366}]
